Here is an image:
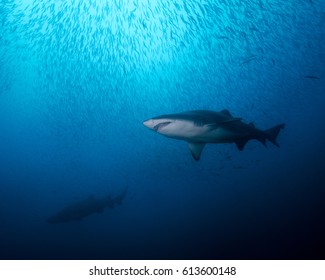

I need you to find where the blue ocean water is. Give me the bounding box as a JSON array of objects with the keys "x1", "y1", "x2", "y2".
[{"x1": 0, "y1": 0, "x2": 324, "y2": 260}]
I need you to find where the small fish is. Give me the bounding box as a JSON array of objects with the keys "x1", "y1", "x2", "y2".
[
  {"x1": 249, "y1": 26, "x2": 260, "y2": 32},
  {"x1": 240, "y1": 55, "x2": 257, "y2": 66},
  {"x1": 233, "y1": 166, "x2": 245, "y2": 169},
  {"x1": 304, "y1": 75, "x2": 319, "y2": 79},
  {"x1": 216, "y1": 36, "x2": 229, "y2": 40}
]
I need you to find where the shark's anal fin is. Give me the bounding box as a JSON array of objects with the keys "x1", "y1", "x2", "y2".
[{"x1": 188, "y1": 142, "x2": 206, "y2": 161}]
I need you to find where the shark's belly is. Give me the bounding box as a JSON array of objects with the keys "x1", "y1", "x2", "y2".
[
  {"x1": 159, "y1": 121, "x2": 207, "y2": 140},
  {"x1": 159, "y1": 122, "x2": 243, "y2": 143},
  {"x1": 190, "y1": 127, "x2": 241, "y2": 143}
]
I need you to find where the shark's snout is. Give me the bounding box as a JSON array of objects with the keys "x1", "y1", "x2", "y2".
[{"x1": 143, "y1": 119, "x2": 154, "y2": 129}]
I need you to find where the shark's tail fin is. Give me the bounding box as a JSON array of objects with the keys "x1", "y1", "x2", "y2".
[{"x1": 263, "y1": 124, "x2": 285, "y2": 147}]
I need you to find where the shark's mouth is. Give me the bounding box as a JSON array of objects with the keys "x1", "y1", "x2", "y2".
[{"x1": 153, "y1": 121, "x2": 172, "y2": 131}]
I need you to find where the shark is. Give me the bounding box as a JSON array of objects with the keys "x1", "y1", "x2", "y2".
[
  {"x1": 143, "y1": 109, "x2": 285, "y2": 161},
  {"x1": 47, "y1": 187, "x2": 128, "y2": 224}
]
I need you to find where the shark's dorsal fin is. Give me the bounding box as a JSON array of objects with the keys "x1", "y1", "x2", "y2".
[
  {"x1": 220, "y1": 109, "x2": 233, "y2": 117},
  {"x1": 188, "y1": 142, "x2": 206, "y2": 161}
]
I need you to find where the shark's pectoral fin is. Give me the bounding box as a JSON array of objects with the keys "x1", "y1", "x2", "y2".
[
  {"x1": 235, "y1": 139, "x2": 249, "y2": 151},
  {"x1": 188, "y1": 142, "x2": 206, "y2": 161}
]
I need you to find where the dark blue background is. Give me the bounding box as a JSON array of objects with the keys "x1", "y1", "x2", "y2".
[{"x1": 0, "y1": 0, "x2": 324, "y2": 259}]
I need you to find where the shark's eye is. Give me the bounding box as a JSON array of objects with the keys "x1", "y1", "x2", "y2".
[{"x1": 153, "y1": 121, "x2": 172, "y2": 131}]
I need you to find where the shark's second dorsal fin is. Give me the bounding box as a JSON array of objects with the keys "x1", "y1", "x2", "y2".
[
  {"x1": 188, "y1": 142, "x2": 206, "y2": 161},
  {"x1": 220, "y1": 109, "x2": 233, "y2": 117}
]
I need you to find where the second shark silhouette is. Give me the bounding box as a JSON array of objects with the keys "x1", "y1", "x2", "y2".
[{"x1": 47, "y1": 187, "x2": 128, "y2": 224}]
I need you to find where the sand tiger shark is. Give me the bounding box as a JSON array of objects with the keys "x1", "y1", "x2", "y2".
[
  {"x1": 47, "y1": 187, "x2": 128, "y2": 224},
  {"x1": 143, "y1": 110, "x2": 285, "y2": 161}
]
